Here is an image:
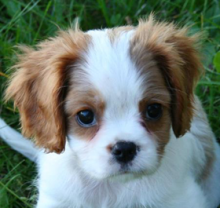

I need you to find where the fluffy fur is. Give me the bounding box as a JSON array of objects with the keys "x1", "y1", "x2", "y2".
[{"x1": 1, "y1": 16, "x2": 220, "y2": 208}]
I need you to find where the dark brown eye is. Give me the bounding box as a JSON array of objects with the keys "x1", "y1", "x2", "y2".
[
  {"x1": 146, "y1": 104, "x2": 162, "y2": 120},
  {"x1": 76, "y1": 110, "x2": 96, "y2": 127}
]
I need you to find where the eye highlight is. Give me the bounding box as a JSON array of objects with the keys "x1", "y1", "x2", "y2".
[
  {"x1": 76, "y1": 110, "x2": 96, "y2": 127},
  {"x1": 146, "y1": 104, "x2": 162, "y2": 120}
]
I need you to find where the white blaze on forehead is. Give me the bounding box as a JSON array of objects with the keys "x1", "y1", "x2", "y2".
[{"x1": 81, "y1": 29, "x2": 145, "y2": 117}]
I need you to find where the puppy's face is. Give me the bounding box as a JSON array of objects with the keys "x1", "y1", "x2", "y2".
[
  {"x1": 65, "y1": 29, "x2": 171, "y2": 179},
  {"x1": 6, "y1": 16, "x2": 202, "y2": 180}
]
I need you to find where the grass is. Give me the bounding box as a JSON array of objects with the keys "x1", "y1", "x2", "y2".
[{"x1": 0, "y1": 0, "x2": 220, "y2": 207}]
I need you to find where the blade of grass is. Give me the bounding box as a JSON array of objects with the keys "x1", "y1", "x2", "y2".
[
  {"x1": 0, "y1": 0, "x2": 40, "y2": 34},
  {"x1": 0, "y1": 72, "x2": 9, "y2": 78},
  {"x1": 96, "y1": 0, "x2": 111, "y2": 26},
  {"x1": 198, "y1": 81, "x2": 220, "y2": 86},
  {"x1": 0, "y1": 181, "x2": 32, "y2": 208},
  {"x1": 34, "y1": 0, "x2": 52, "y2": 42}
]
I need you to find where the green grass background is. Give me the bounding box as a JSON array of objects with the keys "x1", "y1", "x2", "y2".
[{"x1": 0, "y1": 0, "x2": 220, "y2": 207}]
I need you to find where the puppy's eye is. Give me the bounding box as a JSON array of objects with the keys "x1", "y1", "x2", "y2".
[
  {"x1": 146, "y1": 104, "x2": 162, "y2": 120},
  {"x1": 76, "y1": 110, "x2": 96, "y2": 127}
]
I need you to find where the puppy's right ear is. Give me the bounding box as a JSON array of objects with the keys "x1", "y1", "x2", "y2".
[
  {"x1": 131, "y1": 16, "x2": 203, "y2": 138},
  {"x1": 5, "y1": 30, "x2": 89, "y2": 153}
]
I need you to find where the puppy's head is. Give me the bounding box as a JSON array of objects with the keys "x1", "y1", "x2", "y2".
[{"x1": 6, "y1": 16, "x2": 202, "y2": 179}]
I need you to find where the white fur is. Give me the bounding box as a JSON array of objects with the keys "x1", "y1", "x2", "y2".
[{"x1": 1, "y1": 29, "x2": 220, "y2": 208}]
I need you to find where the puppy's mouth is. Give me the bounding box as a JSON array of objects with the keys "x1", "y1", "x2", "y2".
[
  {"x1": 108, "y1": 158, "x2": 157, "y2": 180},
  {"x1": 108, "y1": 165, "x2": 147, "y2": 182},
  {"x1": 119, "y1": 164, "x2": 130, "y2": 174},
  {"x1": 119, "y1": 166, "x2": 146, "y2": 175},
  {"x1": 114, "y1": 162, "x2": 146, "y2": 176}
]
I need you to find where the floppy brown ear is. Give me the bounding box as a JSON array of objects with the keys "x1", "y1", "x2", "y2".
[
  {"x1": 5, "y1": 30, "x2": 89, "y2": 153},
  {"x1": 132, "y1": 16, "x2": 203, "y2": 137}
]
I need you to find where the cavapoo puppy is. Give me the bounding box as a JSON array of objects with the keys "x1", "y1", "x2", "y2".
[{"x1": 0, "y1": 15, "x2": 220, "y2": 208}]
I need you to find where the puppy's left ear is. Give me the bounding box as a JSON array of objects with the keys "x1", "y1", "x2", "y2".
[
  {"x1": 132, "y1": 16, "x2": 203, "y2": 137},
  {"x1": 6, "y1": 30, "x2": 89, "y2": 153}
]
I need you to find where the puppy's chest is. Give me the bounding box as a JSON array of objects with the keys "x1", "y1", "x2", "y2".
[
  {"x1": 42, "y1": 174, "x2": 152, "y2": 208},
  {"x1": 64, "y1": 181, "x2": 147, "y2": 208}
]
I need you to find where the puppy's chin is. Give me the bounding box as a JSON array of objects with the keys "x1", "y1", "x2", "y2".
[
  {"x1": 76, "y1": 157, "x2": 160, "y2": 181},
  {"x1": 108, "y1": 172, "x2": 141, "y2": 183},
  {"x1": 107, "y1": 167, "x2": 159, "y2": 183},
  {"x1": 84, "y1": 164, "x2": 160, "y2": 182},
  {"x1": 90, "y1": 157, "x2": 160, "y2": 181}
]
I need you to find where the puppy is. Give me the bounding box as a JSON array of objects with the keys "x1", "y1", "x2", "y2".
[{"x1": 1, "y1": 15, "x2": 220, "y2": 208}]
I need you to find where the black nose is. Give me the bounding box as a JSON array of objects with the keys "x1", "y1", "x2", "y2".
[{"x1": 111, "y1": 141, "x2": 137, "y2": 164}]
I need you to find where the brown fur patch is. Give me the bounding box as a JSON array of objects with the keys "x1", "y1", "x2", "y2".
[
  {"x1": 65, "y1": 72, "x2": 105, "y2": 140},
  {"x1": 198, "y1": 134, "x2": 215, "y2": 181},
  {"x1": 130, "y1": 15, "x2": 203, "y2": 138},
  {"x1": 192, "y1": 98, "x2": 215, "y2": 181},
  {"x1": 138, "y1": 66, "x2": 172, "y2": 156},
  {"x1": 5, "y1": 29, "x2": 90, "y2": 153}
]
